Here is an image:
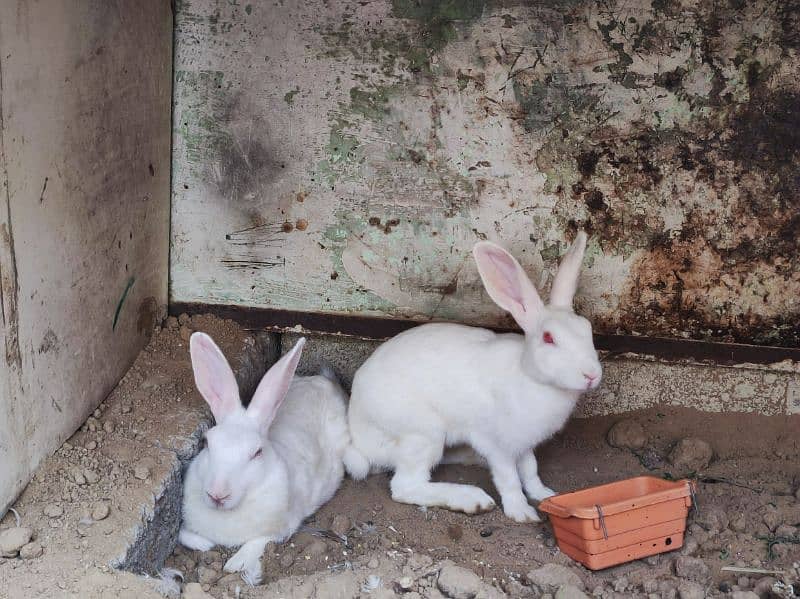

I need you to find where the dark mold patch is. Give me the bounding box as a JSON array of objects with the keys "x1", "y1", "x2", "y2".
[
  {"x1": 576, "y1": 150, "x2": 600, "y2": 177},
  {"x1": 137, "y1": 297, "x2": 159, "y2": 336},
  {"x1": 203, "y1": 92, "x2": 286, "y2": 203}
]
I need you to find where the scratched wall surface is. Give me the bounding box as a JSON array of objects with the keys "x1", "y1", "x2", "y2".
[
  {"x1": 172, "y1": 0, "x2": 800, "y2": 347},
  {"x1": 0, "y1": 1, "x2": 172, "y2": 515}
]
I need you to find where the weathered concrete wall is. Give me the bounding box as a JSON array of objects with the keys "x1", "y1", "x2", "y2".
[
  {"x1": 0, "y1": 0, "x2": 172, "y2": 515},
  {"x1": 172, "y1": 0, "x2": 799, "y2": 347}
]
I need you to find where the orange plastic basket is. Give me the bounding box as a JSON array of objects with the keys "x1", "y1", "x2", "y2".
[{"x1": 538, "y1": 476, "x2": 695, "y2": 570}]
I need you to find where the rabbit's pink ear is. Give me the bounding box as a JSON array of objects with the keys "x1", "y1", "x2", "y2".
[
  {"x1": 550, "y1": 231, "x2": 587, "y2": 308},
  {"x1": 189, "y1": 332, "x2": 241, "y2": 422},
  {"x1": 473, "y1": 241, "x2": 543, "y2": 334},
  {"x1": 247, "y1": 337, "x2": 306, "y2": 428}
]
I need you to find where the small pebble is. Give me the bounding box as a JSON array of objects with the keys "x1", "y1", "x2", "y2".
[
  {"x1": 93, "y1": 409, "x2": 101, "y2": 419},
  {"x1": 479, "y1": 528, "x2": 493, "y2": 538},
  {"x1": 121, "y1": 404, "x2": 132, "y2": 414},
  {"x1": 83, "y1": 469, "x2": 99, "y2": 484},
  {"x1": 330, "y1": 514, "x2": 351, "y2": 537},
  {"x1": 72, "y1": 470, "x2": 87, "y2": 485},
  {"x1": 397, "y1": 576, "x2": 414, "y2": 591},
  {"x1": 368, "y1": 558, "x2": 380, "y2": 569},
  {"x1": 92, "y1": 502, "x2": 110, "y2": 521},
  {"x1": 103, "y1": 420, "x2": 115, "y2": 434},
  {"x1": 43, "y1": 504, "x2": 63, "y2": 518},
  {"x1": 178, "y1": 313, "x2": 191, "y2": 325},
  {"x1": 133, "y1": 464, "x2": 150, "y2": 480},
  {"x1": 85, "y1": 440, "x2": 97, "y2": 451},
  {"x1": 179, "y1": 325, "x2": 192, "y2": 342},
  {"x1": 164, "y1": 316, "x2": 179, "y2": 330},
  {"x1": 19, "y1": 542, "x2": 43, "y2": 559},
  {"x1": 305, "y1": 539, "x2": 327, "y2": 558},
  {"x1": 0, "y1": 527, "x2": 34, "y2": 557},
  {"x1": 279, "y1": 552, "x2": 295, "y2": 568},
  {"x1": 197, "y1": 566, "x2": 220, "y2": 585}
]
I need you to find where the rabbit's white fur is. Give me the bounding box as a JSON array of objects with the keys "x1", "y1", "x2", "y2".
[
  {"x1": 179, "y1": 334, "x2": 349, "y2": 584},
  {"x1": 344, "y1": 232, "x2": 601, "y2": 523}
]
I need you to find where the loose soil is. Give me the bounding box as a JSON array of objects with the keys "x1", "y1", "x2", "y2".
[{"x1": 1, "y1": 315, "x2": 799, "y2": 598}]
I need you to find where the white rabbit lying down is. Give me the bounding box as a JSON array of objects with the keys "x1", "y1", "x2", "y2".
[
  {"x1": 344, "y1": 232, "x2": 602, "y2": 523},
  {"x1": 179, "y1": 333, "x2": 349, "y2": 585}
]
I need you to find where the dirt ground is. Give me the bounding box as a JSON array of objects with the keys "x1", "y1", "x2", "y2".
[
  {"x1": 167, "y1": 406, "x2": 800, "y2": 599},
  {"x1": 1, "y1": 315, "x2": 799, "y2": 598}
]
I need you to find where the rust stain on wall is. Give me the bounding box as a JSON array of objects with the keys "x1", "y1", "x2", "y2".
[{"x1": 172, "y1": 0, "x2": 800, "y2": 346}]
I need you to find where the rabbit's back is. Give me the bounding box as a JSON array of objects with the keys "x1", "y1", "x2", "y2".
[{"x1": 270, "y1": 375, "x2": 349, "y2": 516}]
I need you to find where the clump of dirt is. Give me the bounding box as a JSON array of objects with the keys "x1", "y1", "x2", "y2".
[{"x1": 167, "y1": 407, "x2": 800, "y2": 598}]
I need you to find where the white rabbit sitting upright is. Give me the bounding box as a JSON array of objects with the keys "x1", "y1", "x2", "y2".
[
  {"x1": 179, "y1": 333, "x2": 349, "y2": 584},
  {"x1": 344, "y1": 232, "x2": 601, "y2": 523}
]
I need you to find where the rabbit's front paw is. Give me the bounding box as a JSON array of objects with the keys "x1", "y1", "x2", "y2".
[
  {"x1": 524, "y1": 483, "x2": 556, "y2": 502},
  {"x1": 178, "y1": 528, "x2": 214, "y2": 551},
  {"x1": 503, "y1": 499, "x2": 541, "y2": 523},
  {"x1": 225, "y1": 544, "x2": 264, "y2": 586},
  {"x1": 450, "y1": 486, "x2": 496, "y2": 514}
]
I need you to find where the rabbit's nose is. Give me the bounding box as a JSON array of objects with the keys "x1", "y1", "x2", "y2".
[
  {"x1": 583, "y1": 371, "x2": 600, "y2": 389},
  {"x1": 207, "y1": 491, "x2": 230, "y2": 506}
]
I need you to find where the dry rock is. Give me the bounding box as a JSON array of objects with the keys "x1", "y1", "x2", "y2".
[
  {"x1": 178, "y1": 313, "x2": 191, "y2": 325},
  {"x1": 669, "y1": 438, "x2": 712, "y2": 473},
  {"x1": 72, "y1": 469, "x2": 87, "y2": 485},
  {"x1": 164, "y1": 315, "x2": 179, "y2": 330},
  {"x1": 397, "y1": 576, "x2": 414, "y2": 591},
  {"x1": 133, "y1": 464, "x2": 150, "y2": 480},
  {"x1": 753, "y1": 577, "x2": 778, "y2": 597},
  {"x1": 305, "y1": 539, "x2": 328, "y2": 557},
  {"x1": 606, "y1": 420, "x2": 647, "y2": 450},
  {"x1": 19, "y1": 542, "x2": 43, "y2": 559},
  {"x1": 329, "y1": 514, "x2": 351, "y2": 537},
  {"x1": 730, "y1": 592, "x2": 759, "y2": 599},
  {"x1": 91, "y1": 502, "x2": 110, "y2": 521},
  {"x1": 437, "y1": 563, "x2": 485, "y2": 599},
  {"x1": 731, "y1": 514, "x2": 747, "y2": 532},
  {"x1": 0, "y1": 527, "x2": 34, "y2": 557},
  {"x1": 85, "y1": 440, "x2": 97, "y2": 450},
  {"x1": 313, "y1": 570, "x2": 359, "y2": 598},
  {"x1": 183, "y1": 582, "x2": 213, "y2": 599},
  {"x1": 697, "y1": 508, "x2": 729, "y2": 533},
  {"x1": 527, "y1": 564, "x2": 584, "y2": 592},
  {"x1": 677, "y1": 581, "x2": 705, "y2": 599},
  {"x1": 555, "y1": 585, "x2": 589, "y2": 599},
  {"x1": 83, "y1": 469, "x2": 100, "y2": 484},
  {"x1": 197, "y1": 566, "x2": 220, "y2": 585},
  {"x1": 103, "y1": 420, "x2": 115, "y2": 434},
  {"x1": 43, "y1": 504, "x2": 63, "y2": 518},
  {"x1": 180, "y1": 325, "x2": 192, "y2": 342},
  {"x1": 674, "y1": 556, "x2": 711, "y2": 584}
]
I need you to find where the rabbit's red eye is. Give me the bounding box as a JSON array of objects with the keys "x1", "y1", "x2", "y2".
[
  {"x1": 251, "y1": 448, "x2": 263, "y2": 460},
  {"x1": 543, "y1": 332, "x2": 555, "y2": 345}
]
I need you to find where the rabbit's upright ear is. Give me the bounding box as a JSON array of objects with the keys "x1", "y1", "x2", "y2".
[
  {"x1": 247, "y1": 337, "x2": 306, "y2": 429},
  {"x1": 549, "y1": 231, "x2": 587, "y2": 308},
  {"x1": 473, "y1": 241, "x2": 544, "y2": 334},
  {"x1": 190, "y1": 332, "x2": 241, "y2": 423}
]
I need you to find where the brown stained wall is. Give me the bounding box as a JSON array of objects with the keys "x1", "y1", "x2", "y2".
[
  {"x1": 171, "y1": 0, "x2": 800, "y2": 347},
  {"x1": 0, "y1": 1, "x2": 172, "y2": 515}
]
